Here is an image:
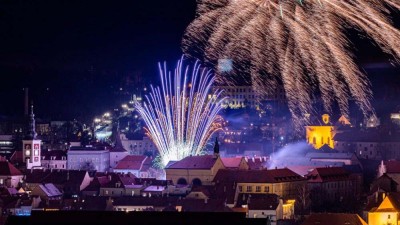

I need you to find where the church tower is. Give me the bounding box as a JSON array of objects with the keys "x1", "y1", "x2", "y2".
[
  {"x1": 22, "y1": 104, "x2": 41, "y2": 169},
  {"x1": 213, "y1": 137, "x2": 220, "y2": 158}
]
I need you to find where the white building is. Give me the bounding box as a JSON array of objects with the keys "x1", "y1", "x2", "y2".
[
  {"x1": 120, "y1": 134, "x2": 155, "y2": 155},
  {"x1": 41, "y1": 150, "x2": 67, "y2": 170},
  {"x1": 67, "y1": 146, "x2": 110, "y2": 172}
]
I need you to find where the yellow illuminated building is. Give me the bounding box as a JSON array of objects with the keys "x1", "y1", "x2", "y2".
[
  {"x1": 305, "y1": 114, "x2": 335, "y2": 149},
  {"x1": 368, "y1": 193, "x2": 400, "y2": 225}
]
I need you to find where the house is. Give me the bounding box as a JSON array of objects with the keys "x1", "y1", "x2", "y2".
[
  {"x1": 302, "y1": 213, "x2": 367, "y2": 225},
  {"x1": 305, "y1": 152, "x2": 361, "y2": 166},
  {"x1": 113, "y1": 155, "x2": 152, "y2": 178},
  {"x1": 368, "y1": 192, "x2": 400, "y2": 225},
  {"x1": 0, "y1": 161, "x2": 23, "y2": 188},
  {"x1": 24, "y1": 169, "x2": 91, "y2": 197},
  {"x1": 41, "y1": 150, "x2": 67, "y2": 170},
  {"x1": 98, "y1": 173, "x2": 139, "y2": 197},
  {"x1": 246, "y1": 156, "x2": 268, "y2": 170},
  {"x1": 334, "y1": 130, "x2": 400, "y2": 160},
  {"x1": 306, "y1": 167, "x2": 362, "y2": 210},
  {"x1": 213, "y1": 168, "x2": 305, "y2": 207},
  {"x1": 109, "y1": 146, "x2": 128, "y2": 169},
  {"x1": 235, "y1": 193, "x2": 295, "y2": 224},
  {"x1": 67, "y1": 145, "x2": 110, "y2": 172},
  {"x1": 120, "y1": 134, "x2": 156, "y2": 155},
  {"x1": 165, "y1": 155, "x2": 226, "y2": 186},
  {"x1": 221, "y1": 157, "x2": 249, "y2": 170},
  {"x1": 185, "y1": 186, "x2": 211, "y2": 200},
  {"x1": 31, "y1": 183, "x2": 62, "y2": 201},
  {"x1": 378, "y1": 160, "x2": 400, "y2": 184}
]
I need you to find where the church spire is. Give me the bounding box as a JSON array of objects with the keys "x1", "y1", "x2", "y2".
[
  {"x1": 26, "y1": 104, "x2": 37, "y2": 140},
  {"x1": 213, "y1": 137, "x2": 219, "y2": 158}
]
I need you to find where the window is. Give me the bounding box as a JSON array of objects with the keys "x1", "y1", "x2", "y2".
[
  {"x1": 256, "y1": 186, "x2": 261, "y2": 192},
  {"x1": 239, "y1": 186, "x2": 243, "y2": 192},
  {"x1": 264, "y1": 186, "x2": 269, "y2": 192},
  {"x1": 246, "y1": 186, "x2": 252, "y2": 192}
]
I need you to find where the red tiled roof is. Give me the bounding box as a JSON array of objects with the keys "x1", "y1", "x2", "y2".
[
  {"x1": 115, "y1": 161, "x2": 143, "y2": 170},
  {"x1": 306, "y1": 167, "x2": 349, "y2": 183},
  {"x1": 246, "y1": 157, "x2": 268, "y2": 170},
  {"x1": 166, "y1": 155, "x2": 219, "y2": 169},
  {"x1": 302, "y1": 213, "x2": 367, "y2": 225},
  {"x1": 384, "y1": 160, "x2": 400, "y2": 173},
  {"x1": 10, "y1": 151, "x2": 23, "y2": 164},
  {"x1": 221, "y1": 157, "x2": 243, "y2": 168},
  {"x1": 114, "y1": 155, "x2": 147, "y2": 170},
  {"x1": 0, "y1": 161, "x2": 23, "y2": 176},
  {"x1": 213, "y1": 168, "x2": 304, "y2": 183}
]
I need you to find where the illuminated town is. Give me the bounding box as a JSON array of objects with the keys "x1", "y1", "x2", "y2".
[{"x1": 0, "y1": 1, "x2": 399, "y2": 225}]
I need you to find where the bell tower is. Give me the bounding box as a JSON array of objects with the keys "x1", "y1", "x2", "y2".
[{"x1": 22, "y1": 104, "x2": 41, "y2": 169}]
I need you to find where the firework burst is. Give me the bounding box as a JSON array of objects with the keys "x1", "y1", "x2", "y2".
[
  {"x1": 183, "y1": 0, "x2": 400, "y2": 128},
  {"x1": 134, "y1": 58, "x2": 226, "y2": 168}
]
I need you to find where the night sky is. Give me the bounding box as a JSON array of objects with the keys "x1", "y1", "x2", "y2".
[{"x1": 0, "y1": 1, "x2": 399, "y2": 122}]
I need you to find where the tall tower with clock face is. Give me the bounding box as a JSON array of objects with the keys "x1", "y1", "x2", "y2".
[{"x1": 23, "y1": 105, "x2": 41, "y2": 169}]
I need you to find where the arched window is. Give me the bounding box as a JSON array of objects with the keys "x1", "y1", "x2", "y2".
[
  {"x1": 192, "y1": 178, "x2": 202, "y2": 186},
  {"x1": 177, "y1": 178, "x2": 188, "y2": 185}
]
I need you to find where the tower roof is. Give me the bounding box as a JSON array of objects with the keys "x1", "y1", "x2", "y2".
[{"x1": 25, "y1": 104, "x2": 37, "y2": 140}]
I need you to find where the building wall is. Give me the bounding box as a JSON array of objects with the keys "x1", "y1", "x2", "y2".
[
  {"x1": 41, "y1": 159, "x2": 67, "y2": 170},
  {"x1": 120, "y1": 135, "x2": 155, "y2": 155},
  {"x1": 308, "y1": 180, "x2": 356, "y2": 202},
  {"x1": 237, "y1": 181, "x2": 306, "y2": 200},
  {"x1": 109, "y1": 151, "x2": 129, "y2": 168},
  {"x1": 306, "y1": 126, "x2": 335, "y2": 149},
  {"x1": 100, "y1": 187, "x2": 125, "y2": 197},
  {"x1": 166, "y1": 157, "x2": 225, "y2": 186},
  {"x1": 0, "y1": 175, "x2": 23, "y2": 188},
  {"x1": 213, "y1": 86, "x2": 285, "y2": 109},
  {"x1": 67, "y1": 150, "x2": 110, "y2": 172}
]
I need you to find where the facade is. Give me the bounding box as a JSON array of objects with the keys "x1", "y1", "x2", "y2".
[
  {"x1": 306, "y1": 167, "x2": 362, "y2": 203},
  {"x1": 113, "y1": 155, "x2": 152, "y2": 178},
  {"x1": 31, "y1": 183, "x2": 63, "y2": 201},
  {"x1": 120, "y1": 134, "x2": 155, "y2": 155},
  {"x1": 239, "y1": 194, "x2": 295, "y2": 223},
  {"x1": 368, "y1": 192, "x2": 400, "y2": 225},
  {"x1": 67, "y1": 146, "x2": 110, "y2": 172},
  {"x1": 334, "y1": 130, "x2": 400, "y2": 160},
  {"x1": 0, "y1": 161, "x2": 23, "y2": 188},
  {"x1": 214, "y1": 168, "x2": 306, "y2": 201},
  {"x1": 305, "y1": 114, "x2": 335, "y2": 149},
  {"x1": 220, "y1": 157, "x2": 249, "y2": 170},
  {"x1": 24, "y1": 169, "x2": 91, "y2": 196},
  {"x1": 41, "y1": 150, "x2": 67, "y2": 170},
  {"x1": 165, "y1": 155, "x2": 226, "y2": 186},
  {"x1": 109, "y1": 147, "x2": 129, "y2": 169},
  {"x1": 213, "y1": 85, "x2": 285, "y2": 109}
]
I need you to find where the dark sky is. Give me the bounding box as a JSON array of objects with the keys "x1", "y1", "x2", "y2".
[
  {"x1": 0, "y1": 0, "x2": 197, "y2": 120},
  {"x1": 0, "y1": 1, "x2": 399, "y2": 122}
]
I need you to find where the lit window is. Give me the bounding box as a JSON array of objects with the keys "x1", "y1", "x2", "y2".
[
  {"x1": 246, "y1": 186, "x2": 252, "y2": 192},
  {"x1": 256, "y1": 186, "x2": 261, "y2": 192}
]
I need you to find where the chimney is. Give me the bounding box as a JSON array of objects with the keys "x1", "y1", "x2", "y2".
[{"x1": 24, "y1": 88, "x2": 29, "y2": 116}]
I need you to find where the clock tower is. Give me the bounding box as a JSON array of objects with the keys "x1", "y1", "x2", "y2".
[{"x1": 23, "y1": 104, "x2": 41, "y2": 169}]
